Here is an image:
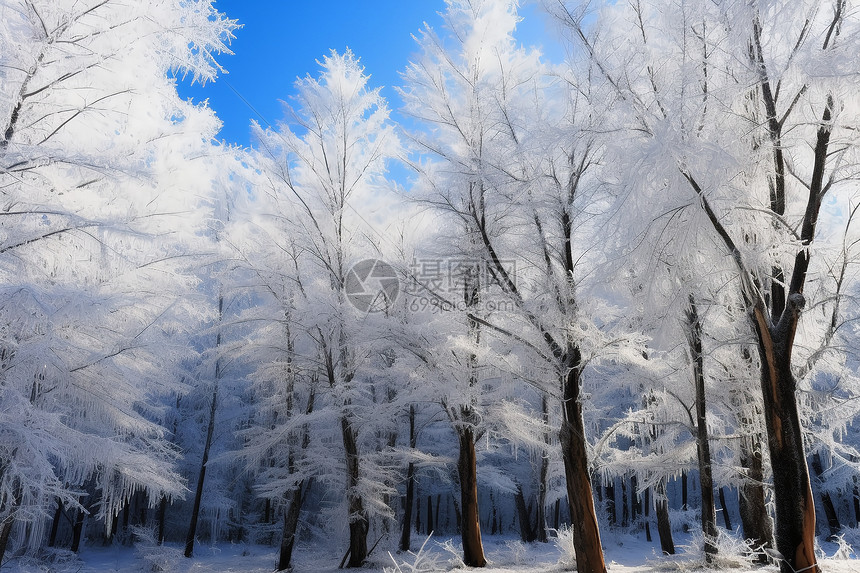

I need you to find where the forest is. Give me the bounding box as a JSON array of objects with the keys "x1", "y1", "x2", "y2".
[{"x1": 1, "y1": 1, "x2": 860, "y2": 572}]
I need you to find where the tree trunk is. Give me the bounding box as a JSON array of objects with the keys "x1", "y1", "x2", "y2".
[
  {"x1": 185, "y1": 293, "x2": 223, "y2": 558},
  {"x1": 399, "y1": 405, "x2": 416, "y2": 551},
  {"x1": 854, "y1": 482, "x2": 860, "y2": 526},
  {"x1": 0, "y1": 514, "x2": 14, "y2": 564},
  {"x1": 559, "y1": 365, "x2": 607, "y2": 573},
  {"x1": 416, "y1": 489, "x2": 422, "y2": 534},
  {"x1": 644, "y1": 487, "x2": 652, "y2": 542},
  {"x1": 341, "y1": 415, "x2": 368, "y2": 568},
  {"x1": 157, "y1": 496, "x2": 167, "y2": 545},
  {"x1": 655, "y1": 478, "x2": 675, "y2": 555},
  {"x1": 681, "y1": 470, "x2": 688, "y2": 510},
  {"x1": 71, "y1": 508, "x2": 85, "y2": 553},
  {"x1": 426, "y1": 496, "x2": 434, "y2": 534},
  {"x1": 811, "y1": 452, "x2": 840, "y2": 540},
  {"x1": 48, "y1": 499, "x2": 63, "y2": 547},
  {"x1": 536, "y1": 395, "x2": 550, "y2": 542},
  {"x1": 515, "y1": 484, "x2": 536, "y2": 542},
  {"x1": 752, "y1": 301, "x2": 819, "y2": 573},
  {"x1": 278, "y1": 480, "x2": 308, "y2": 571},
  {"x1": 621, "y1": 476, "x2": 629, "y2": 527},
  {"x1": 184, "y1": 380, "x2": 217, "y2": 558},
  {"x1": 605, "y1": 480, "x2": 616, "y2": 525},
  {"x1": 631, "y1": 475, "x2": 640, "y2": 523},
  {"x1": 686, "y1": 296, "x2": 717, "y2": 562},
  {"x1": 738, "y1": 400, "x2": 773, "y2": 562},
  {"x1": 457, "y1": 425, "x2": 486, "y2": 567},
  {"x1": 718, "y1": 488, "x2": 732, "y2": 530}
]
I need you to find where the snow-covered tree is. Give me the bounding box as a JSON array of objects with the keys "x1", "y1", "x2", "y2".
[
  {"x1": 250, "y1": 49, "x2": 402, "y2": 568},
  {"x1": 0, "y1": 0, "x2": 236, "y2": 559},
  {"x1": 546, "y1": 1, "x2": 860, "y2": 571}
]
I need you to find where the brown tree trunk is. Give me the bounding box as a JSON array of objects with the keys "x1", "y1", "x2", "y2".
[
  {"x1": 457, "y1": 425, "x2": 486, "y2": 567},
  {"x1": 559, "y1": 365, "x2": 607, "y2": 573},
  {"x1": 655, "y1": 478, "x2": 675, "y2": 555},
  {"x1": 753, "y1": 301, "x2": 819, "y2": 573}
]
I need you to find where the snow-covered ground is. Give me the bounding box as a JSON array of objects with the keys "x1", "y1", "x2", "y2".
[{"x1": 6, "y1": 530, "x2": 858, "y2": 573}]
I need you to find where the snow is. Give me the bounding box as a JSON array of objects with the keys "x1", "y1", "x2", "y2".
[{"x1": 5, "y1": 532, "x2": 857, "y2": 573}]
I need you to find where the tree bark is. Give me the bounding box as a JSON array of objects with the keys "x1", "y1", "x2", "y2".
[
  {"x1": 426, "y1": 496, "x2": 434, "y2": 534},
  {"x1": 48, "y1": 498, "x2": 63, "y2": 547},
  {"x1": 811, "y1": 452, "x2": 840, "y2": 541},
  {"x1": 536, "y1": 394, "x2": 550, "y2": 542},
  {"x1": 515, "y1": 484, "x2": 536, "y2": 542},
  {"x1": 278, "y1": 387, "x2": 316, "y2": 570},
  {"x1": 157, "y1": 496, "x2": 167, "y2": 545},
  {"x1": 278, "y1": 480, "x2": 309, "y2": 571},
  {"x1": 737, "y1": 371, "x2": 773, "y2": 562},
  {"x1": 605, "y1": 480, "x2": 616, "y2": 525},
  {"x1": 0, "y1": 513, "x2": 13, "y2": 564},
  {"x1": 655, "y1": 478, "x2": 675, "y2": 555},
  {"x1": 718, "y1": 488, "x2": 732, "y2": 530},
  {"x1": 752, "y1": 298, "x2": 819, "y2": 573},
  {"x1": 185, "y1": 293, "x2": 223, "y2": 558},
  {"x1": 71, "y1": 508, "x2": 85, "y2": 553},
  {"x1": 184, "y1": 380, "x2": 217, "y2": 558},
  {"x1": 457, "y1": 425, "x2": 486, "y2": 567},
  {"x1": 341, "y1": 415, "x2": 368, "y2": 568},
  {"x1": 681, "y1": 470, "x2": 688, "y2": 510},
  {"x1": 559, "y1": 365, "x2": 607, "y2": 573},
  {"x1": 631, "y1": 475, "x2": 641, "y2": 523},
  {"x1": 621, "y1": 476, "x2": 629, "y2": 527},
  {"x1": 854, "y1": 482, "x2": 860, "y2": 526},
  {"x1": 399, "y1": 405, "x2": 416, "y2": 551},
  {"x1": 644, "y1": 487, "x2": 652, "y2": 542},
  {"x1": 686, "y1": 296, "x2": 717, "y2": 562}
]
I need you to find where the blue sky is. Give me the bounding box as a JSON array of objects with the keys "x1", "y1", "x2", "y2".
[{"x1": 178, "y1": 1, "x2": 561, "y2": 148}]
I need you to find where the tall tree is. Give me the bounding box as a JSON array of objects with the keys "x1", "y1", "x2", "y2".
[
  {"x1": 0, "y1": 0, "x2": 236, "y2": 557},
  {"x1": 399, "y1": 2, "x2": 628, "y2": 570},
  {"x1": 252, "y1": 49, "x2": 401, "y2": 567},
  {"x1": 547, "y1": 1, "x2": 860, "y2": 571}
]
